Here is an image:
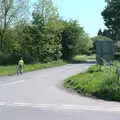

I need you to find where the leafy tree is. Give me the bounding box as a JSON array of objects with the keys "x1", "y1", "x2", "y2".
[
  {"x1": 105, "y1": 0, "x2": 111, "y2": 4},
  {"x1": 77, "y1": 32, "x2": 93, "y2": 54},
  {"x1": 102, "y1": 0, "x2": 120, "y2": 40},
  {"x1": 30, "y1": 0, "x2": 61, "y2": 62},
  {"x1": 44, "y1": 20, "x2": 63, "y2": 61},
  {"x1": 97, "y1": 29, "x2": 103, "y2": 36},
  {"x1": 102, "y1": 29, "x2": 114, "y2": 39},
  {"x1": 0, "y1": 0, "x2": 29, "y2": 51},
  {"x1": 32, "y1": 0, "x2": 59, "y2": 27},
  {"x1": 0, "y1": 0, "x2": 94, "y2": 65},
  {"x1": 61, "y1": 20, "x2": 92, "y2": 60}
]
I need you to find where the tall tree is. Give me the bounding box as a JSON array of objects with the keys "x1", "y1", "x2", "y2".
[
  {"x1": 0, "y1": 0, "x2": 29, "y2": 51},
  {"x1": 97, "y1": 29, "x2": 103, "y2": 36},
  {"x1": 61, "y1": 20, "x2": 92, "y2": 60},
  {"x1": 105, "y1": 0, "x2": 111, "y2": 4},
  {"x1": 31, "y1": 0, "x2": 61, "y2": 62},
  {"x1": 32, "y1": 0, "x2": 59, "y2": 27},
  {"x1": 102, "y1": 0, "x2": 120, "y2": 40},
  {"x1": 102, "y1": 29, "x2": 113, "y2": 39}
]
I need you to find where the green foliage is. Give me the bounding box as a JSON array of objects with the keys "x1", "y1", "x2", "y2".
[
  {"x1": 87, "y1": 54, "x2": 96, "y2": 60},
  {"x1": 32, "y1": 0, "x2": 59, "y2": 25},
  {"x1": 64, "y1": 63, "x2": 120, "y2": 101},
  {"x1": 0, "y1": 52, "x2": 18, "y2": 65},
  {"x1": 0, "y1": 0, "x2": 29, "y2": 51},
  {"x1": 61, "y1": 20, "x2": 92, "y2": 61},
  {"x1": 102, "y1": 0, "x2": 120, "y2": 40},
  {"x1": 0, "y1": 0, "x2": 93, "y2": 65},
  {"x1": 72, "y1": 55, "x2": 87, "y2": 62},
  {"x1": 65, "y1": 72, "x2": 104, "y2": 95},
  {"x1": 72, "y1": 54, "x2": 96, "y2": 63},
  {"x1": 61, "y1": 20, "x2": 80, "y2": 60},
  {"x1": 102, "y1": 29, "x2": 113, "y2": 39},
  {"x1": 97, "y1": 29, "x2": 103, "y2": 36},
  {"x1": 96, "y1": 75, "x2": 120, "y2": 101},
  {"x1": 88, "y1": 65, "x2": 102, "y2": 73},
  {"x1": 92, "y1": 35, "x2": 112, "y2": 43},
  {"x1": 29, "y1": 1, "x2": 62, "y2": 62},
  {"x1": 76, "y1": 32, "x2": 93, "y2": 54}
]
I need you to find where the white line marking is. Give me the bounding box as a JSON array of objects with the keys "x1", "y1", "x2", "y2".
[
  {"x1": 31, "y1": 104, "x2": 53, "y2": 108},
  {"x1": 1, "y1": 80, "x2": 24, "y2": 87},
  {"x1": 0, "y1": 102, "x2": 119, "y2": 112},
  {"x1": 0, "y1": 101, "x2": 6, "y2": 106}
]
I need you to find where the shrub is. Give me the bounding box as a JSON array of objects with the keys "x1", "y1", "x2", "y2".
[
  {"x1": 65, "y1": 63, "x2": 120, "y2": 102},
  {"x1": 96, "y1": 74, "x2": 120, "y2": 101},
  {"x1": 88, "y1": 65, "x2": 102, "y2": 73},
  {"x1": 0, "y1": 52, "x2": 19, "y2": 65},
  {"x1": 72, "y1": 55, "x2": 87, "y2": 62},
  {"x1": 72, "y1": 54, "x2": 96, "y2": 63}
]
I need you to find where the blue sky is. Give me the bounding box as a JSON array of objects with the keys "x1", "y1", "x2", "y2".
[{"x1": 31, "y1": 0, "x2": 107, "y2": 37}]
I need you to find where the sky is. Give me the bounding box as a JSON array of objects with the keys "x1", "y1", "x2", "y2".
[{"x1": 31, "y1": 0, "x2": 107, "y2": 37}]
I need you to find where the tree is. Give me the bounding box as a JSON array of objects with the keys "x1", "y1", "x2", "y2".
[
  {"x1": 105, "y1": 0, "x2": 111, "y2": 4},
  {"x1": 97, "y1": 29, "x2": 103, "y2": 36},
  {"x1": 77, "y1": 32, "x2": 93, "y2": 54},
  {"x1": 30, "y1": 0, "x2": 62, "y2": 62},
  {"x1": 0, "y1": 0, "x2": 29, "y2": 51},
  {"x1": 102, "y1": 0, "x2": 120, "y2": 40},
  {"x1": 102, "y1": 29, "x2": 113, "y2": 39},
  {"x1": 61, "y1": 20, "x2": 92, "y2": 60},
  {"x1": 32, "y1": 0, "x2": 59, "y2": 27}
]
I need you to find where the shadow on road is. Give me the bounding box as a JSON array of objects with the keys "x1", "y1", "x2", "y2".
[{"x1": 70, "y1": 60, "x2": 96, "y2": 64}]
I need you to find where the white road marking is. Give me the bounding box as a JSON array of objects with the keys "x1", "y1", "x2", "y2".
[
  {"x1": 61, "y1": 104, "x2": 116, "y2": 112},
  {"x1": 0, "y1": 80, "x2": 24, "y2": 87},
  {"x1": 0, "y1": 101, "x2": 6, "y2": 106},
  {"x1": 8, "y1": 102, "x2": 31, "y2": 107},
  {"x1": 31, "y1": 104, "x2": 53, "y2": 108},
  {"x1": 0, "y1": 101, "x2": 119, "y2": 112}
]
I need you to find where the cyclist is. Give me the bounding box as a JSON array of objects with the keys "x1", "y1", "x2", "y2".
[{"x1": 17, "y1": 57, "x2": 24, "y2": 75}]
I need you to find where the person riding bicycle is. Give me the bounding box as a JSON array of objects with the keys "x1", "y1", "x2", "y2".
[{"x1": 17, "y1": 57, "x2": 24, "y2": 75}]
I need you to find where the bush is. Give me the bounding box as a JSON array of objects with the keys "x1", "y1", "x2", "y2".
[
  {"x1": 94, "y1": 73, "x2": 120, "y2": 101},
  {"x1": 65, "y1": 72, "x2": 104, "y2": 95},
  {"x1": 61, "y1": 20, "x2": 92, "y2": 61},
  {"x1": 88, "y1": 65, "x2": 101, "y2": 73},
  {"x1": 114, "y1": 53, "x2": 120, "y2": 60},
  {"x1": 72, "y1": 54, "x2": 96, "y2": 63},
  {"x1": 87, "y1": 54, "x2": 96, "y2": 60},
  {"x1": 72, "y1": 55, "x2": 87, "y2": 62},
  {"x1": 0, "y1": 52, "x2": 35, "y2": 65},
  {"x1": 0, "y1": 52, "x2": 19, "y2": 65},
  {"x1": 64, "y1": 63, "x2": 120, "y2": 102},
  {"x1": 22, "y1": 53, "x2": 34, "y2": 64}
]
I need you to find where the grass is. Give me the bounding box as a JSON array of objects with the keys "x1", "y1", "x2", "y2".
[
  {"x1": 65, "y1": 72, "x2": 104, "y2": 94},
  {"x1": 0, "y1": 60, "x2": 66, "y2": 76},
  {"x1": 64, "y1": 63, "x2": 120, "y2": 101},
  {"x1": 72, "y1": 54, "x2": 96, "y2": 62},
  {"x1": 87, "y1": 54, "x2": 96, "y2": 60}
]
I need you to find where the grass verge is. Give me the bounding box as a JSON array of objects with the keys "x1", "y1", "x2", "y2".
[
  {"x1": 0, "y1": 60, "x2": 66, "y2": 76},
  {"x1": 72, "y1": 54, "x2": 96, "y2": 63},
  {"x1": 64, "y1": 63, "x2": 120, "y2": 102}
]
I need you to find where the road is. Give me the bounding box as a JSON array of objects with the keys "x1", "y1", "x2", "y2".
[{"x1": 0, "y1": 63, "x2": 120, "y2": 120}]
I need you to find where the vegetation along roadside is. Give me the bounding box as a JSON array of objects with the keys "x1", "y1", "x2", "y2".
[
  {"x1": 0, "y1": 60, "x2": 66, "y2": 76},
  {"x1": 64, "y1": 62, "x2": 120, "y2": 102}
]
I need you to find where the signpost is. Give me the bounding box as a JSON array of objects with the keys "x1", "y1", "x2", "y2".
[{"x1": 96, "y1": 40, "x2": 115, "y2": 65}]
